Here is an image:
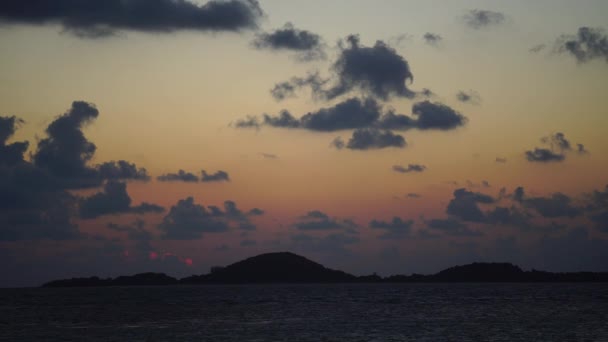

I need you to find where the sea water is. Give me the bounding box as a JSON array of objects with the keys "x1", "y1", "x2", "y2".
[{"x1": 1, "y1": 283, "x2": 607, "y2": 341}]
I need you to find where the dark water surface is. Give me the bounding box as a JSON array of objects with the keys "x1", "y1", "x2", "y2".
[{"x1": 1, "y1": 283, "x2": 607, "y2": 341}]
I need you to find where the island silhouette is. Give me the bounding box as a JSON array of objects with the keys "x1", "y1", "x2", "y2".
[{"x1": 42, "y1": 252, "x2": 608, "y2": 287}]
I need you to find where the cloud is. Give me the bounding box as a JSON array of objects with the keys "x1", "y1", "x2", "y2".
[
  {"x1": 369, "y1": 217, "x2": 414, "y2": 239},
  {"x1": 495, "y1": 157, "x2": 507, "y2": 163},
  {"x1": 446, "y1": 188, "x2": 495, "y2": 222},
  {"x1": 555, "y1": 27, "x2": 608, "y2": 64},
  {"x1": 0, "y1": 0, "x2": 264, "y2": 38},
  {"x1": 406, "y1": 193, "x2": 422, "y2": 199},
  {"x1": 523, "y1": 193, "x2": 582, "y2": 218},
  {"x1": 273, "y1": 35, "x2": 415, "y2": 101},
  {"x1": 456, "y1": 90, "x2": 481, "y2": 105},
  {"x1": 411, "y1": 101, "x2": 467, "y2": 130},
  {"x1": 423, "y1": 32, "x2": 442, "y2": 46},
  {"x1": 427, "y1": 218, "x2": 483, "y2": 237},
  {"x1": 237, "y1": 98, "x2": 466, "y2": 134},
  {"x1": 32, "y1": 101, "x2": 100, "y2": 188},
  {"x1": 157, "y1": 170, "x2": 199, "y2": 182},
  {"x1": 201, "y1": 170, "x2": 230, "y2": 182},
  {"x1": 463, "y1": 9, "x2": 506, "y2": 29},
  {"x1": 259, "y1": 153, "x2": 278, "y2": 159},
  {"x1": 0, "y1": 116, "x2": 28, "y2": 166},
  {"x1": 525, "y1": 148, "x2": 565, "y2": 163},
  {"x1": 392, "y1": 164, "x2": 426, "y2": 174},
  {"x1": 252, "y1": 22, "x2": 325, "y2": 61},
  {"x1": 525, "y1": 132, "x2": 586, "y2": 163},
  {"x1": 158, "y1": 197, "x2": 262, "y2": 239},
  {"x1": 79, "y1": 181, "x2": 164, "y2": 219},
  {"x1": 97, "y1": 160, "x2": 150, "y2": 181},
  {"x1": 339, "y1": 128, "x2": 406, "y2": 150},
  {"x1": 293, "y1": 210, "x2": 356, "y2": 231}
]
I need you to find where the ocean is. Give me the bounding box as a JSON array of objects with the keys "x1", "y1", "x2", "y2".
[{"x1": 1, "y1": 283, "x2": 607, "y2": 341}]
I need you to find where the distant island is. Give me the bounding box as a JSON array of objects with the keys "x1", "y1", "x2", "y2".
[{"x1": 42, "y1": 252, "x2": 608, "y2": 287}]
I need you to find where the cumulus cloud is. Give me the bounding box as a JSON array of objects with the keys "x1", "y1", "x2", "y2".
[
  {"x1": 463, "y1": 9, "x2": 506, "y2": 29},
  {"x1": 411, "y1": 101, "x2": 467, "y2": 130},
  {"x1": 340, "y1": 128, "x2": 406, "y2": 150},
  {"x1": 270, "y1": 35, "x2": 415, "y2": 101},
  {"x1": 369, "y1": 217, "x2": 414, "y2": 239},
  {"x1": 392, "y1": 164, "x2": 426, "y2": 174},
  {"x1": 525, "y1": 132, "x2": 587, "y2": 163},
  {"x1": 0, "y1": 0, "x2": 263, "y2": 38},
  {"x1": 157, "y1": 170, "x2": 199, "y2": 182},
  {"x1": 201, "y1": 170, "x2": 230, "y2": 182},
  {"x1": 79, "y1": 181, "x2": 164, "y2": 219},
  {"x1": 555, "y1": 27, "x2": 608, "y2": 64},
  {"x1": 237, "y1": 98, "x2": 466, "y2": 135},
  {"x1": 158, "y1": 197, "x2": 262, "y2": 239},
  {"x1": 32, "y1": 101, "x2": 100, "y2": 188},
  {"x1": 446, "y1": 188, "x2": 495, "y2": 222},
  {"x1": 456, "y1": 90, "x2": 481, "y2": 104},
  {"x1": 423, "y1": 32, "x2": 442, "y2": 46},
  {"x1": 97, "y1": 160, "x2": 150, "y2": 181},
  {"x1": 252, "y1": 22, "x2": 325, "y2": 61},
  {"x1": 0, "y1": 116, "x2": 28, "y2": 166}
]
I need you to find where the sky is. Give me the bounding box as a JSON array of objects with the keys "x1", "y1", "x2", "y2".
[{"x1": 1, "y1": 0, "x2": 608, "y2": 287}]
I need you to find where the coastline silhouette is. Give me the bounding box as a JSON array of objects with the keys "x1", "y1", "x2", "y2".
[{"x1": 42, "y1": 252, "x2": 608, "y2": 287}]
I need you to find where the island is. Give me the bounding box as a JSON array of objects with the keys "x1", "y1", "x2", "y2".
[{"x1": 42, "y1": 251, "x2": 608, "y2": 287}]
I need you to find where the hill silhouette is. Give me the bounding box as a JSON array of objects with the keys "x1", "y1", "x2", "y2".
[
  {"x1": 181, "y1": 252, "x2": 356, "y2": 284},
  {"x1": 41, "y1": 252, "x2": 608, "y2": 287}
]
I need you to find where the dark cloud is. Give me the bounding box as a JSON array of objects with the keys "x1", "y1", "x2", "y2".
[
  {"x1": 79, "y1": 181, "x2": 164, "y2": 219},
  {"x1": 456, "y1": 90, "x2": 481, "y2": 104},
  {"x1": 323, "y1": 35, "x2": 416, "y2": 100},
  {"x1": 158, "y1": 197, "x2": 262, "y2": 239},
  {"x1": 263, "y1": 98, "x2": 382, "y2": 131},
  {"x1": 201, "y1": 170, "x2": 230, "y2": 182},
  {"x1": 237, "y1": 99, "x2": 466, "y2": 135},
  {"x1": 0, "y1": 116, "x2": 28, "y2": 166},
  {"x1": 555, "y1": 27, "x2": 608, "y2": 64},
  {"x1": 577, "y1": 144, "x2": 589, "y2": 155},
  {"x1": 270, "y1": 35, "x2": 415, "y2": 101},
  {"x1": 97, "y1": 160, "x2": 150, "y2": 181},
  {"x1": 252, "y1": 22, "x2": 325, "y2": 61},
  {"x1": 157, "y1": 170, "x2": 199, "y2": 182},
  {"x1": 232, "y1": 116, "x2": 261, "y2": 129},
  {"x1": 32, "y1": 101, "x2": 100, "y2": 188},
  {"x1": 423, "y1": 32, "x2": 442, "y2": 46},
  {"x1": 369, "y1": 217, "x2": 414, "y2": 239},
  {"x1": 293, "y1": 210, "x2": 355, "y2": 231},
  {"x1": 524, "y1": 193, "x2": 581, "y2": 218},
  {"x1": 392, "y1": 164, "x2": 426, "y2": 174},
  {"x1": 525, "y1": 148, "x2": 565, "y2": 163},
  {"x1": 341, "y1": 128, "x2": 406, "y2": 150},
  {"x1": 269, "y1": 73, "x2": 327, "y2": 101},
  {"x1": 446, "y1": 188, "x2": 495, "y2": 222},
  {"x1": 0, "y1": 0, "x2": 263, "y2": 38},
  {"x1": 525, "y1": 132, "x2": 586, "y2": 163},
  {"x1": 427, "y1": 218, "x2": 483, "y2": 237},
  {"x1": 411, "y1": 101, "x2": 467, "y2": 130},
  {"x1": 463, "y1": 9, "x2": 506, "y2": 29}
]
